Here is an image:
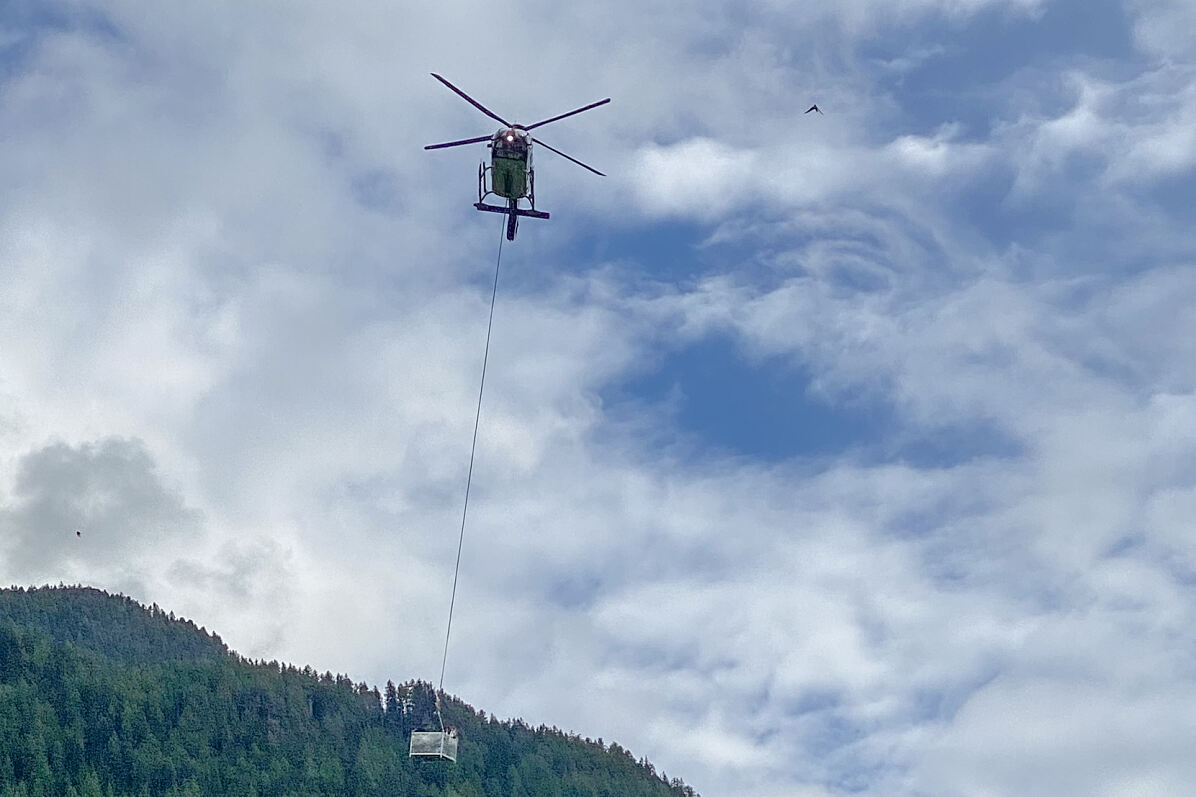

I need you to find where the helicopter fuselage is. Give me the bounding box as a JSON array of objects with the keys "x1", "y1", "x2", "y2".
[
  {"x1": 488, "y1": 128, "x2": 532, "y2": 200},
  {"x1": 476, "y1": 127, "x2": 546, "y2": 240}
]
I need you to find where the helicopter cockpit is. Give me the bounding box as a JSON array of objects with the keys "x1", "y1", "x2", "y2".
[{"x1": 491, "y1": 128, "x2": 530, "y2": 158}]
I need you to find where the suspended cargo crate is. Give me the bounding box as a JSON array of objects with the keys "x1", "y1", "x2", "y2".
[{"x1": 409, "y1": 730, "x2": 458, "y2": 762}]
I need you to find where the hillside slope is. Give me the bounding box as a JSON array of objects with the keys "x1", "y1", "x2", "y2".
[{"x1": 0, "y1": 586, "x2": 698, "y2": 797}]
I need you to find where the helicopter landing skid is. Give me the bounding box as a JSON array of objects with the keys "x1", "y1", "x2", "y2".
[{"x1": 473, "y1": 202, "x2": 550, "y2": 220}]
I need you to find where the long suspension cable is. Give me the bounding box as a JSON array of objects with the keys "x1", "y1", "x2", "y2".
[{"x1": 436, "y1": 225, "x2": 505, "y2": 725}]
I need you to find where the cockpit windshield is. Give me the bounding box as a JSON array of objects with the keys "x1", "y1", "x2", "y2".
[{"x1": 493, "y1": 129, "x2": 528, "y2": 152}]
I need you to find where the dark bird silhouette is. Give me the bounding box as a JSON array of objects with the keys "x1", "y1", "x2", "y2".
[
  {"x1": 75, "y1": 530, "x2": 81, "y2": 537},
  {"x1": 805, "y1": 104, "x2": 823, "y2": 114}
]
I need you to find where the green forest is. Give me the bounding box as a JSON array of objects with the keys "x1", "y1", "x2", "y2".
[{"x1": 0, "y1": 586, "x2": 698, "y2": 797}]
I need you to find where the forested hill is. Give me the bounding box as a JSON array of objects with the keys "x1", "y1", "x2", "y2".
[
  {"x1": 0, "y1": 586, "x2": 230, "y2": 666},
  {"x1": 0, "y1": 586, "x2": 699, "y2": 797}
]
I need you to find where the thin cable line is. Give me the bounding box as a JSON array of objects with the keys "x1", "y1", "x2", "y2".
[{"x1": 437, "y1": 225, "x2": 505, "y2": 724}]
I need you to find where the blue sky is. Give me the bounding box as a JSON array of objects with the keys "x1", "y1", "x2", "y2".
[{"x1": 2, "y1": 2, "x2": 1196, "y2": 796}]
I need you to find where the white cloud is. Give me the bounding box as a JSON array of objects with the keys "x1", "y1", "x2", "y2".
[
  {"x1": 2, "y1": 2, "x2": 1196, "y2": 797},
  {"x1": 633, "y1": 139, "x2": 761, "y2": 219},
  {"x1": 756, "y1": 0, "x2": 1044, "y2": 36},
  {"x1": 914, "y1": 679, "x2": 1196, "y2": 797},
  {"x1": 1127, "y1": 0, "x2": 1196, "y2": 60}
]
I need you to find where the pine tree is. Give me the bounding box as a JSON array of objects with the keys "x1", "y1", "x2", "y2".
[
  {"x1": 384, "y1": 680, "x2": 400, "y2": 719},
  {"x1": 79, "y1": 769, "x2": 104, "y2": 797}
]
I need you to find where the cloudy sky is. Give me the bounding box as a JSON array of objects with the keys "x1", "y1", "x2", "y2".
[{"x1": 2, "y1": 1, "x2": 1195, "y2": 794}]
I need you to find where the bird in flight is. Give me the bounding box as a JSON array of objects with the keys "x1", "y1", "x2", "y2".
[
  {"x1": 805, "y1": 104, "x2": 823, "y2": 115},
  {"x1": 75, "y1": 530, "x2": 82, "y2": 537}
]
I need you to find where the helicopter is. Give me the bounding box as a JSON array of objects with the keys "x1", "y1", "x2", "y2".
[{"x1": 424, "y1": 74, "x2": 609, "y2": 240}]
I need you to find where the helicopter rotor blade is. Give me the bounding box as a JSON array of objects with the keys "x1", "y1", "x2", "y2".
[
  {"x1": 430, "y1": 73, "x2": 511, "y2": 127},
  {"x1": 521, "y1": 98, "x2": 611, "y2": 132},
  {"x1": 532, "y1": 137, "x2": 605, "y2": 177},
  {"x1": 425, "y1": 134, "x2": 493, "y2": 150}
]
